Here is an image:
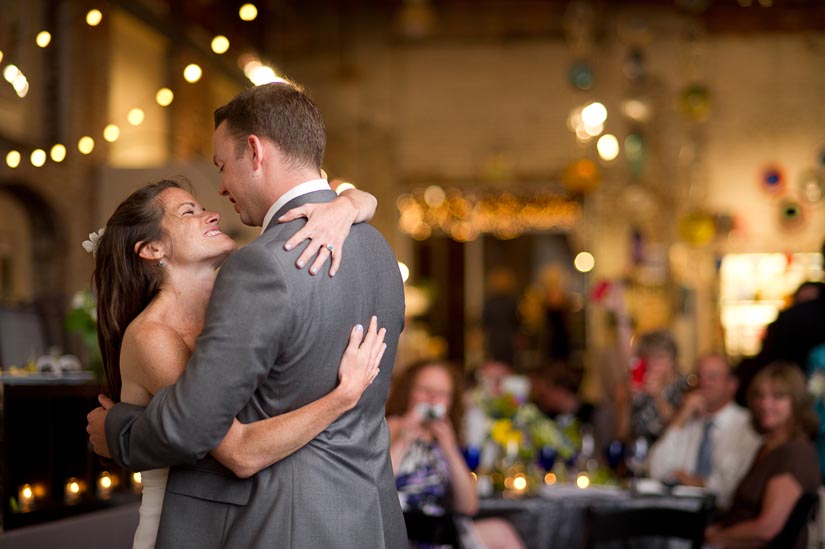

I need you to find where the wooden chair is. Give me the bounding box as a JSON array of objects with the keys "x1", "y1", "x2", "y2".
[
  {"x1": 769, "y1": 491, "x2": 819, "y2": 549},
  {"x1": 582, "y1": 496, "x2": 714, "y2": 549}
]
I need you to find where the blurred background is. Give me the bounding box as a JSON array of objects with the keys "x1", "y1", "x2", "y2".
[{"x1": 0, "y1": 0, "x2": 823, "y2": 539}]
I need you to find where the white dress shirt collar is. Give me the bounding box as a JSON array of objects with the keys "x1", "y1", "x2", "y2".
[
  {"x1": 710, "y1": 401, "x2": 737, "y2": 425},
  {"x1": 261, "y1": 178, "x2": 331, "y2": 234}
]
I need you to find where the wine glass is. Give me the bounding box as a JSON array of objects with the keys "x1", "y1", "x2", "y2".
[
  {"x1": 605, "y1": 440, "x2": 625, "y2": 471},
  {"x1": 538, "y1": 445, "x2": 557, "y2": 472},
  {"x1": 626, "y1": 436, "x2": 649, "y2": 479},
  {"x1": 463, "y1": 445, "x2": 481, "y2": 472}
]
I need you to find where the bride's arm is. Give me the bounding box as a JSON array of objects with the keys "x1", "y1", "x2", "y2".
[
  {"x1": 278, "y1": 188, "x2": 377, "y2": 277},
  {"x1": 210, "y1": 316, "x2": 387, "y2": 478}
]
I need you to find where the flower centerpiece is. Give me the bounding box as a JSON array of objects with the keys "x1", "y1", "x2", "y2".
[
  {"x1": 65, "y1": 289, "x2": 101, "y2": 378},
  {"x1": 469, "y1": 375, "x2": 575, "y2": 496}
]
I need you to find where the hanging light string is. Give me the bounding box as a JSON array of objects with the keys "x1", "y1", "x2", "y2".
[{"x1": 1, "y1": 3, "x2": 286, "y2": 170}]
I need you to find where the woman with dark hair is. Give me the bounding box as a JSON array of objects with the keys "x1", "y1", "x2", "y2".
[
  {"x1": 387, "y1": 360, "x2": 524, "y2": 549},
  {"x1": 705, "y1": 362, "x2": 820, "y2": 549},
  {"x1": 91, "y1": 179, "x2": 386, "y2": 548}
]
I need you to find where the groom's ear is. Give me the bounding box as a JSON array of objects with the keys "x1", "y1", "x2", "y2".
[
  {"x1": 135, "y1": 240, "x2": 164, "y2": 261},
  {"x1": 247, "y1": 134, "x2": 264, "y2": 169}
]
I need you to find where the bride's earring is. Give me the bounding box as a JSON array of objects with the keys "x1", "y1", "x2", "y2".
[{"x1": 158, "y1": 259, "x2": 164, "y2": 267}]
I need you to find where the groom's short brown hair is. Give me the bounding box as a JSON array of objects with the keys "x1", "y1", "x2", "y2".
[{"x1": 214, "y1": 81, "x2": 325, "y2": 170}]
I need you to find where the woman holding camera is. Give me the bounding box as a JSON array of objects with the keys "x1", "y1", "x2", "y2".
[{"x1": 387, "y1": 360, "x2": 524, "y2": 549}]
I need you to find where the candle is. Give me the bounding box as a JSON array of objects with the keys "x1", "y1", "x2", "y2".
[
  {"x1": 18, "y1": 484, "x2": 34, "y2": 512},
  {"x1": 65, "y1": 477, "x2": 82, "y2": 505},
  {"x1": 132, "y1": 472, "x2": 143, "y2": 494},
  {"x1": 513, "y1": 474, "x2": 528, "y2": 493},
  {"x1": 97, "y1": 472, "x2": 113, "y2": 500}
]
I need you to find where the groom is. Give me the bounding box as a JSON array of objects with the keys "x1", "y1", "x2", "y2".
[{"x1": 87, "y1": 83, "x2": 407, "y2": 547}]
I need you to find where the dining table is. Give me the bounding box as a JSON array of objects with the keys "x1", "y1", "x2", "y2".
[{"x1": 475, "y1": 481, "x2": 714, "y2": 549}]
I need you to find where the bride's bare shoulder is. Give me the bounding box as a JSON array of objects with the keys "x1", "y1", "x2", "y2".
[{"x1": 121, "y1": 318, "x2": 191, "y2": 395}]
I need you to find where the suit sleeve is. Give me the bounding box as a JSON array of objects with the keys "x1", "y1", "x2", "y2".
[{"x1": 105, "y1": 245, "x2": 291, "y2": 471}]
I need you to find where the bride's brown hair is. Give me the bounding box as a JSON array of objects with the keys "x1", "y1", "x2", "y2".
[{"x1": 92, "y1": 180, "x2": 182, "y2": 401}]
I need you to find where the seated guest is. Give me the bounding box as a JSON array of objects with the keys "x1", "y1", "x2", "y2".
[
  {"x1": 626, "y1": 330, "x2": 690, "y2": 443},
  {"x1": 387, "y1": 360, "x2": 525, "y2": 549},
  {"x1": 647, "y1": 353, "x2": 761, "y2": 510},
  {"x1": 529, "y1": 361, "x2": 596, "y2": 430},
  {"x1": 705, "y1": 362, "x2": 821, "y2": 549}
]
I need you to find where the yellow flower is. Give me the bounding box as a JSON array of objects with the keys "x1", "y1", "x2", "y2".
[{"x1": 491, "y1": 419, "x2": 514, "y2": 446}]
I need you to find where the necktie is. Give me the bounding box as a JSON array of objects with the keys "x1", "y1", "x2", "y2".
[{"x1": 695, "y1": 419, "x2": 714, "y2": 479}]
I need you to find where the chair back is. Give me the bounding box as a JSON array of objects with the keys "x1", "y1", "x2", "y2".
[
  {"x1": 582, "y1": 495, "x2": 714, "y2": 549},
  {"x1": 769, "y1": 491, "x2": 819, "y2": 549}
]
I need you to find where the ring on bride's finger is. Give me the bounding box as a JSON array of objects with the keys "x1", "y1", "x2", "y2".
[{"x1": 325, "y1": 244, "x2": 334, "y2": 253}]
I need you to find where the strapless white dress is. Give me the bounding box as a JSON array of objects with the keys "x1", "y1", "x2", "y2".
[{"x1": 132, "y1": 468, "x2": 169, "y2": 549}]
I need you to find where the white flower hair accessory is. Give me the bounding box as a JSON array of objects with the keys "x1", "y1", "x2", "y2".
[{"x1": 81, "y1": 228, "x2": 106, "y2": 257}]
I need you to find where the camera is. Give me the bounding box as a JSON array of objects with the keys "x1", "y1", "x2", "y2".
[{"x1": 416, "y1": 402, "x2": 446, "y2": 421}]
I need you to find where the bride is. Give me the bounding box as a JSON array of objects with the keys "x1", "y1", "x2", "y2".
[{"x1": 87, "y1": 179, "x2": 386, "y2": 548}]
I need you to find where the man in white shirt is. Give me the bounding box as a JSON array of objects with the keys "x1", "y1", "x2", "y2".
[{"x1": 647, "y1": 353, "x2": 761, "y2": 510}]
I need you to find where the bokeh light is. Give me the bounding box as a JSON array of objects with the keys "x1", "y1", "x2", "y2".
[
  {"x1": 3, "y1": 65, "x2": 20, "y2": 83},
  {"x1": 86, "y1": 9, "x2": 103, "y2": 27},
  {"x1": 78, "y1": 136, "x2": 95, "y2": 155},
  {"x1": 30, "y1": 149, "x2": 47, "y2": 167},
  {"x1": 183, "y1": 64, "x2": 202, "y2": 83},
  {"x1": 398, "y1": 262, "x2": 410, "y2": 283},
  {"x1": 239, "y1": 4, "x2": 258, "y2": 21},
  {"x1": 155, "y1": 87, "x2": 174, "y2": 107},
  {"x1": 597, "y1": 134, "x2": 620, "y2": 161},
  {"x1": 50, "y1": 144, "x2": 67, "y2": 163},
  {"x1": 581, "y1": 102, "x2": 608, "y2": 127},
  {"x1": 127, "y1": 108, "x2": 145, "y2": 126},
  {"x1": 574, "y1": 251, "x2": 595, "y2": 273},
  {"x1": 103, "y1": 124, "x2": 120, "y2": 143},
  {"x1": 211, "y1": 36, "x2": 230, "y2": 54},
  {"x1": 334, "y1": 181, "x2": 356, "y2": 194},
  {"x1": 5, "y1": 150, "x2": 21, "y2": 168},
  {"x1": 36, "y1": 31, "x2": 51, "y2": 48},
  {"x1": 245, "y1": 64, "x2": 284, "y2": 86},
  {"x1": 12, "y1": 74, "x2": 29, "y2": 98}
]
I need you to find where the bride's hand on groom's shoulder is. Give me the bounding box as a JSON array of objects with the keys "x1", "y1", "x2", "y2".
[
  {"x1": 279, "y1": 197, "x2": 358, "y2": 278},
  {"x1": 86, "y1": 394, "x2": 115, "y2": 458},
  {"x1": 337, "y1": 316, "x2": 387, "y2": 409}
]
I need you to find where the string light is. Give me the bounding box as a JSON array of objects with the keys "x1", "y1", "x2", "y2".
[
  {"x1": 36, "y1": 31, "x2": 51, "y2": 48},
  {"x1": 334, "y1": 181, "x2": 356, "y2": 194},
  {"x1": 239, "y1": 4, "x2": 258, "y2": 21},
  {"x1": 211, "y1": 36, "x2": 230, "y2": 54},
  {"x1": 6, "y1": 151, "x2": 21, "y2": 168},
  {"x1": 0, "y1": 4, "x2": 287, "y2": 168},
  {"x1": 12, "y1": 73, "x2": 29, "y2": 98},
  {"x1": 78, "y1": 136, "x2": 95, "y2": 154},
  {"x1": 597, "y1": 134, "x2": 620, "y2": 161},
  {"x1": 183, "y1": 63, "x2": 202, "y2": 83},
  {"x1": 30, "y1": 149, "x2": 47, "y2": 167},
  {"x1": 86, "y1": 9, "x2": 103, "y2": 27},
  {"x1": 127, "y1": 108, "x2": 145, "y2": 126},
  {"x1": 155, "y1": 87, "x2": 174, "y2": 107},
  {"x1": 50, "y1": 144, "x2": 67, "y2": 162},
  {"x1": 398, "y1": 262, "x2": 410, "y2": 283},
  {"x1": 574, "y1": 251, "x2": 596, "y2": 273},
  {"x1": 103, "y1": 124, "x2": 120, "y2": 143},
  {"x1": 3, "y1": 65, "x2": 19, "y2": 83}
]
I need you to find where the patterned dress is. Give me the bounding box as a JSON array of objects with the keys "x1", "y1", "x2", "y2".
[
  {"x1": 396, "y1": 438, "x2": 456, "y2": 548},
  {"x1": 631, "y1": 376, "x2": 690, "y2": 443}
]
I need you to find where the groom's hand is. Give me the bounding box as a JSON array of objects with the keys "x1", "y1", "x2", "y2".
[{"x1": 86, "y1": 394, "x2": 115, "y2": 458}]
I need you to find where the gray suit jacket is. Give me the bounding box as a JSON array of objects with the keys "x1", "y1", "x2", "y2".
[{"x1": 106, "y1": 190, "x2": 407, "y2": 548}]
